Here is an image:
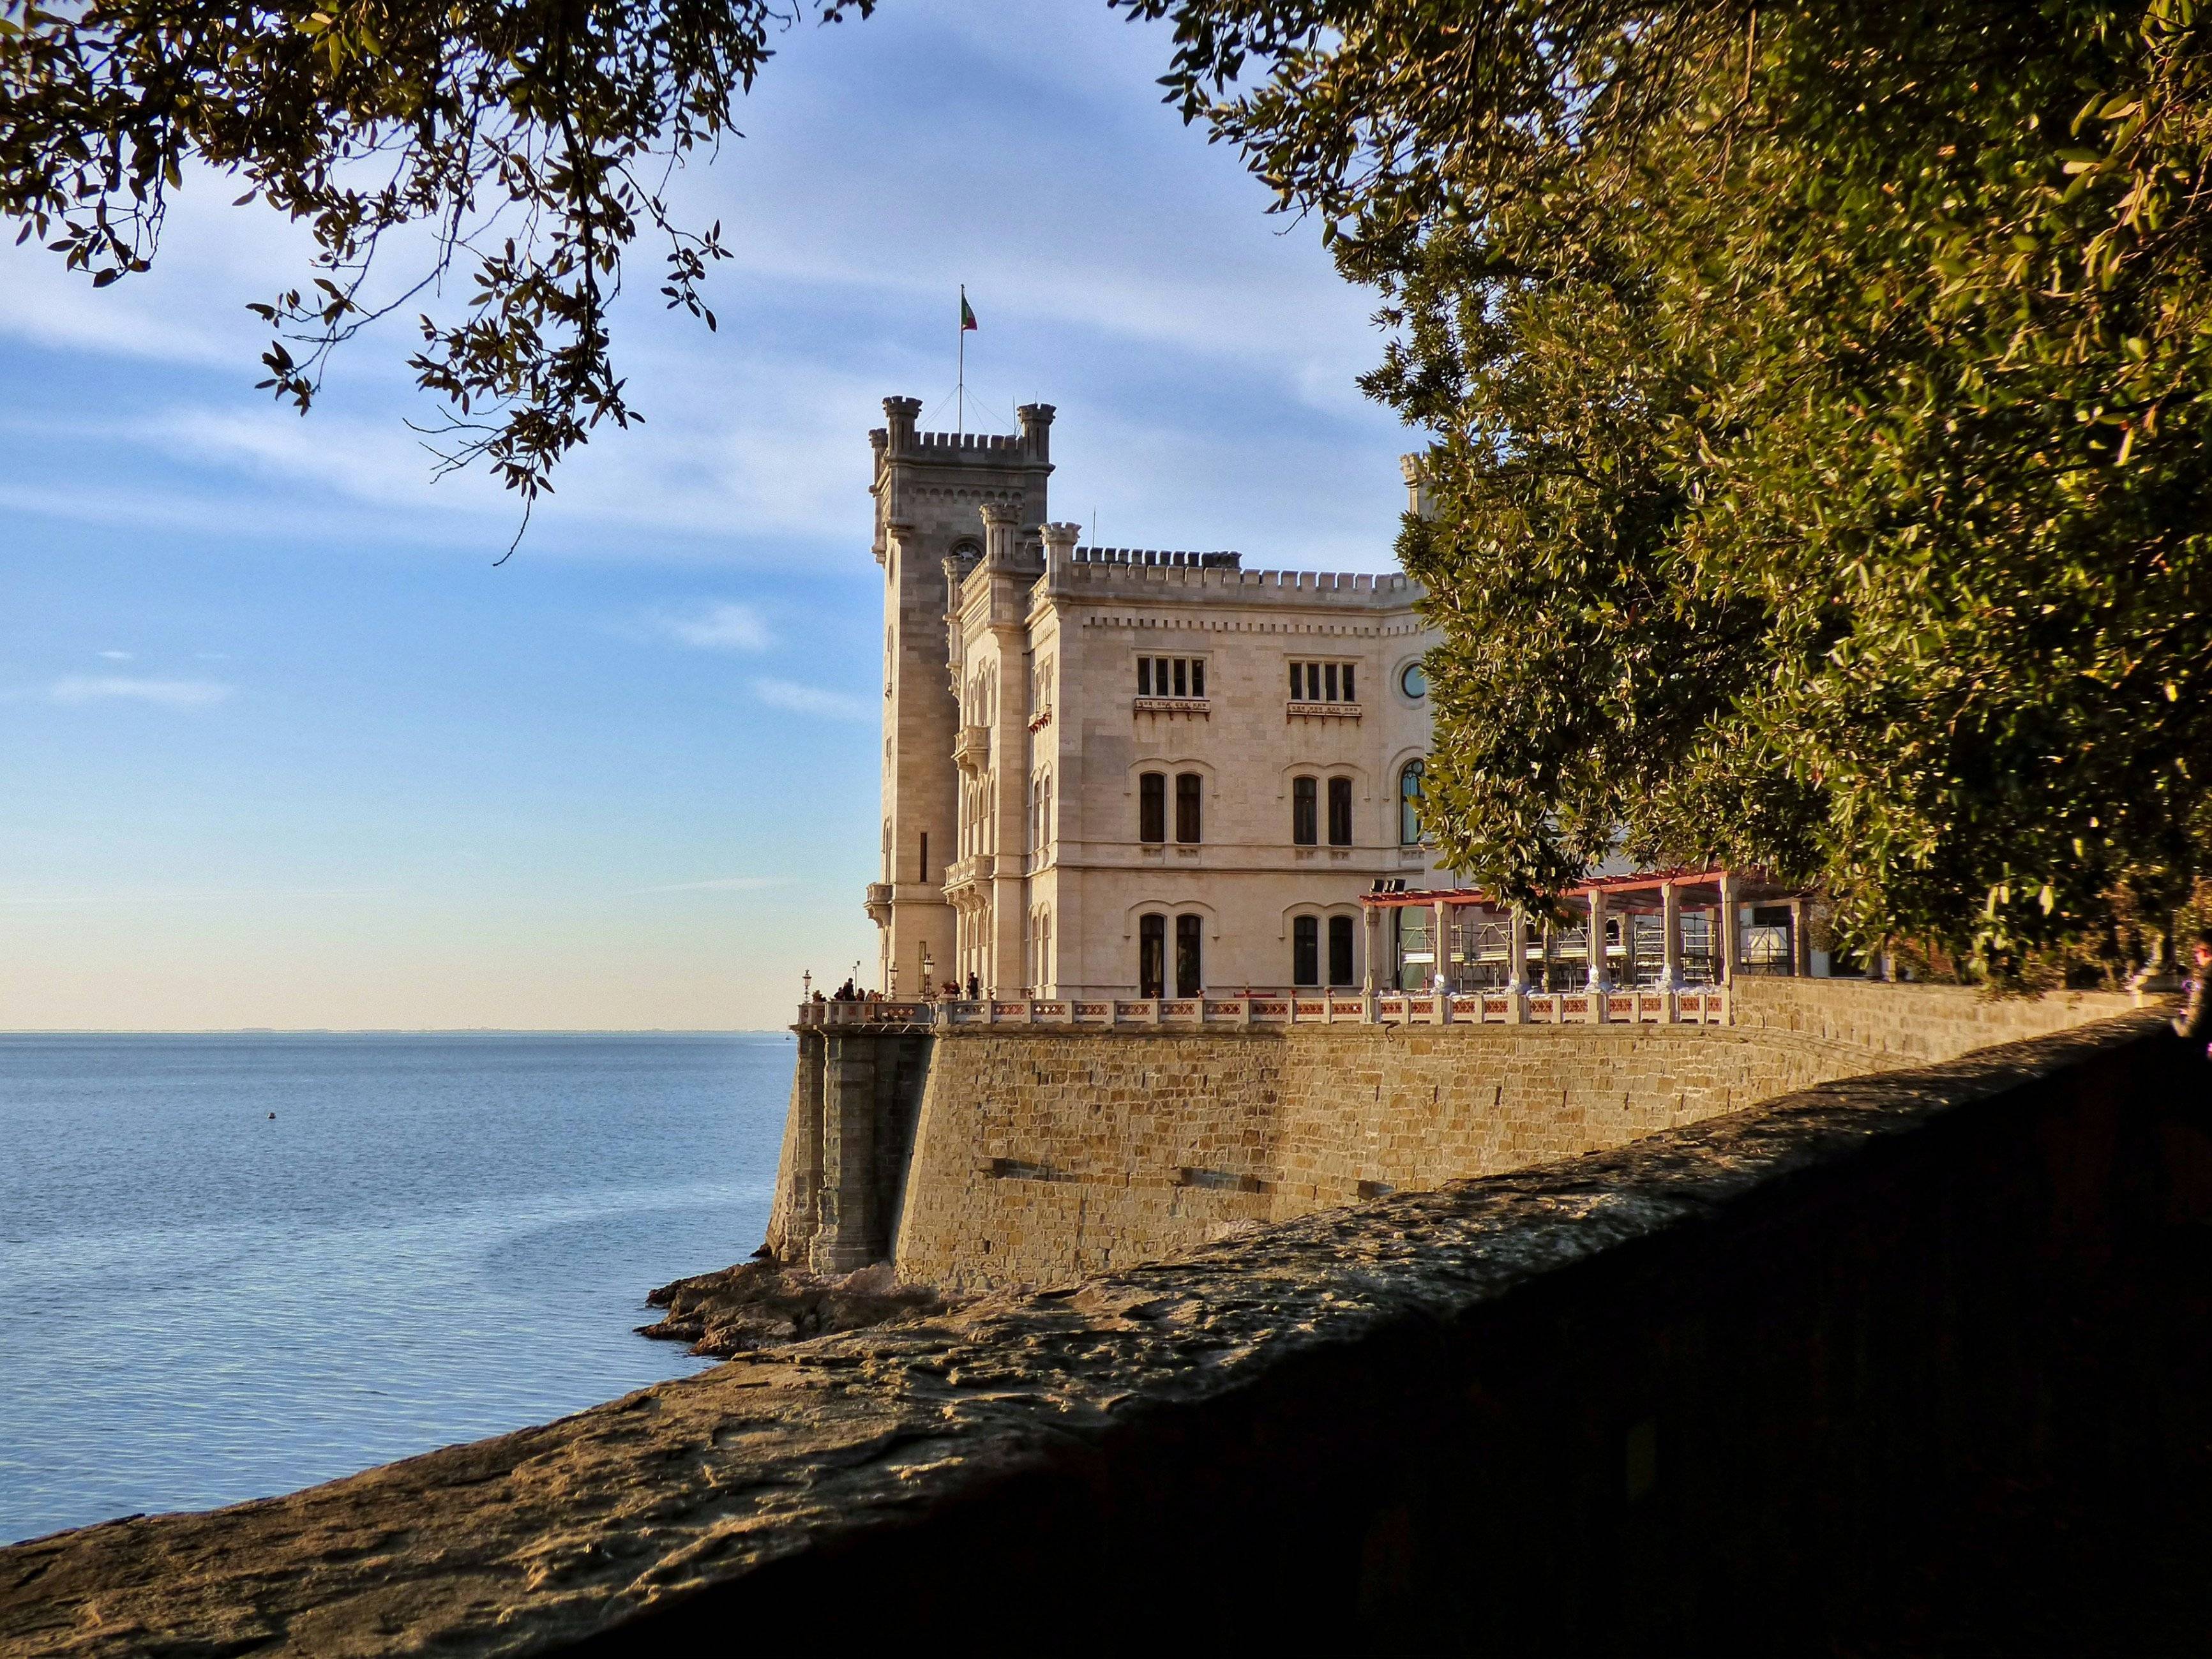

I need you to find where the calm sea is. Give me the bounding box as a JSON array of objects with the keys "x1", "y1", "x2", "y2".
[{"x1": 0, "y1": 1032, "x2": 792, "y2": 1545}]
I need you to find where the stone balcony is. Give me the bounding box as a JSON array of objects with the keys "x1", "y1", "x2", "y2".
[
  {"x1": 952, "y1": 724, "x2": 989, "y2": 772},
  {"x1": 1286, "y1": 700, "x2": 1362, "y2": 720},
  {"x1": 940, "y1": 854, "x2": 991, "y2": 901},
  {"x1": 862, "y1": 882, "x2": 892, "y2": 926}
]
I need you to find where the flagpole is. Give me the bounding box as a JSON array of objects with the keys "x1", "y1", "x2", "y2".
[{"x1": 956, "y1": 285, "x2": 967, "y2": 439}]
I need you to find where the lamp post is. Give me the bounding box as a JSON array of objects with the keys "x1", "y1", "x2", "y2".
[{"x1": 921, "y1": 946, "x2": 935, "y2": 996}]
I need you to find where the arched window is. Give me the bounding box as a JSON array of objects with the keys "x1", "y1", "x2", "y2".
[
  {"x1": 1139, "y1": 913, "x2": 1166, "y2": 998},
  {"x1": 1399, "y1": 760, "x2": 1426, "y2": 846},
  {"x1": 1175, "y1": 913, "x2": 1203, "y2": 996},
  {"x1": 1327, "y1": 776, "x2": 1353, "y2": 846},
  {"x1": 1139, "y1": 772, "x2": 1166, "y2": 843},
  {"x1": 1291, "y1": 776, "x2": 1318, "y2": 846},
  {"x1": 1175, "y1": 772, "x2": 1202, "y2": 844},
  {"x1": 1292, "y1": 916, "x2": 1320, "y2": 986},
  {"x1": 1328, "y1": 915, "x2": 1356, "y2": 986}
]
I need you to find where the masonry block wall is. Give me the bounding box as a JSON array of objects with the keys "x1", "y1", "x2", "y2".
[
  {"x1": 1730, "y1": 976, "x2": 2138, "y2": 1059},
  {"x1": 878, "y1": 980, "x2": 2138, "y2": 1288}
]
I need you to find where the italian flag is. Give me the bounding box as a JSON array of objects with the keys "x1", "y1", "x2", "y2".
[{"x1": 960, "y1": 292, "x2": 977, "y2": 332}]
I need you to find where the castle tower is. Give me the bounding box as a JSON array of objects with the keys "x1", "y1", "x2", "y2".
[{"x1": 866, "y1": 396, "x2": 1054, "y2": 996}]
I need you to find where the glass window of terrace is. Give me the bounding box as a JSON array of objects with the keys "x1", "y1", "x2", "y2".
[
  {"x1": 1329, "y1": 915, "x2": 1355, "y2": 986},
  {"x1": 1291, "y1": 776, "x2": 1318, "y2": 845},
  {"x1": 1327, "y1": 776, "x2": 1353, "y2": 846},
  {"x1": 1293, "y1": 915, "x2": 1320, "y2": 986},
  {"x1": 1140, "y1": 772, "x2": 1166, "y2": 843},
  {"x1": 1175, "y1": 772, "x2": 1202, "y2": 843},
  {"x1": 1140, "y1": 913, "x2": 1166, "y2": 998}
]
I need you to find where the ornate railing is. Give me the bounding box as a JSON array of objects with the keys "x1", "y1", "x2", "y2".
[{"x1": 794, "y1": 986, "x2": 1731, "y2": 1031}]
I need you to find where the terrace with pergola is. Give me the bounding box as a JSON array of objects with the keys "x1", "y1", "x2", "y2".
[{"x1": 1362, "y1": 867, "x2": 1817, "y2": 998}]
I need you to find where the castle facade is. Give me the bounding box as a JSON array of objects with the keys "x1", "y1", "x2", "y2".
[{"x1": 864, "y1": 395, "x2": 1447, "y2": 999}]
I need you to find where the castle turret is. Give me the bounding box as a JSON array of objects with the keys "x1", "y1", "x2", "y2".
[
  {"x1": 1400, "y1": 452, "x2": 1434, "y2": 522},
  {"x1": 870, "y1": 394, "x2": 1053, "y2": 996}
]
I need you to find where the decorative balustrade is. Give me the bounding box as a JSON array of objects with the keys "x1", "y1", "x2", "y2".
[{"x1": 794, "y1": 986, "x2": 1731, "y2": 1031}]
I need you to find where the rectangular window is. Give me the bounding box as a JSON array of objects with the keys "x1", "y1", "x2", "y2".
[
  {"x1": 1293, "y1": 916, "x2": 1320, "y2": 987},
  {"x1": 1288, "y1": 661, "x2": 1359, "y2": 705},
  {"x1": 1139, "y1": 772, "x2": 1166, "y2": 843},
  {"x1": 1138, "y1": 656, "x2": 1207, "y2": 700},
  {"x1": 1327, "y1": 776, "x2": 1353, "y2": 846},
  {"x1": 919, "y1": 830, "x2": 928, "y2": 885},
  {"x1": 1175, "y1": 913, "x2": 1203, "y2": 997},
  {"x1": 1328, "y1": 915, "x2": 1355, "y2": 987},
  {"x1": 1140, "y1": 913, "x2": 1165, "y2": 998},
  {"x1": 1291, "y1": 776, "x2": 1318, "y2": 846},
  {"x1": 1175, "y1": 772, "x2": 1202, "y2": 843}
]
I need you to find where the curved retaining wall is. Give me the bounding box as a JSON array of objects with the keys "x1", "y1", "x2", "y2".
[{"x1": 889, "y1": 980, "x2": 2137, "y2": 1289}]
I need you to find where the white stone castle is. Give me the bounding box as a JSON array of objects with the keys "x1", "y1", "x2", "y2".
[{"x1": 865, "y1": 396, "x2": 1448, "y2": 1000}]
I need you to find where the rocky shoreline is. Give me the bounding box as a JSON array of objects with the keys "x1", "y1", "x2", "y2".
[{"x1": 635, "y1": 1258, "x2": 963, "y2": 1356}]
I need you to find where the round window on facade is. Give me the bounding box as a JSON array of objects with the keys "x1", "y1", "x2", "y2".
[{"x1": 1400, "y1": 661, "x2": 1428, "y2": 700}]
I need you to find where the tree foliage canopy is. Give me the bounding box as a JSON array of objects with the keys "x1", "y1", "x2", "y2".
[
  {"x1": 1131, "y1": 0, "x2": 2212, "y2": 979},
  {"x1": 1, "y1": 0, "x2": 865, "y2": 537}
]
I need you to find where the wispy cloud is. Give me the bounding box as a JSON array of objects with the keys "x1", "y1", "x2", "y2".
[
  {"x1": 650, "y1": 601, "x2": 772, "y2": 651},
  {"x1": 96, "y1": 649, "x2": 134, "y2": 661},
  {"x1": 47, "y1": 675, "x2": 232, "y2": 709},
  {"x1": 752, "y1": 677, "x2": 873, "y2": 722},
  {"x1": 629, "y1": 875, "x2": 795, "y2": 894}
]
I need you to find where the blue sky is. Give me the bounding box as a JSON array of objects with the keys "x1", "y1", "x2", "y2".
[{"x1": 0, "y1": 2, "x2": 1414, "y2": 1030}]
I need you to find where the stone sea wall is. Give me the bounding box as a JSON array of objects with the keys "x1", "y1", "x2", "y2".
[{"x1": 887, "y1": 979, "x2": 2138, "y2": 1289}]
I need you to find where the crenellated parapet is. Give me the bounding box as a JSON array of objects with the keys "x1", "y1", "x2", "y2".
[
  {"x1": 870, "y1": 399, "x2": 1055, "y2": 467},
  {"x1": 1034, "y1": 547, "x2": 1421, "y2": 610}
]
